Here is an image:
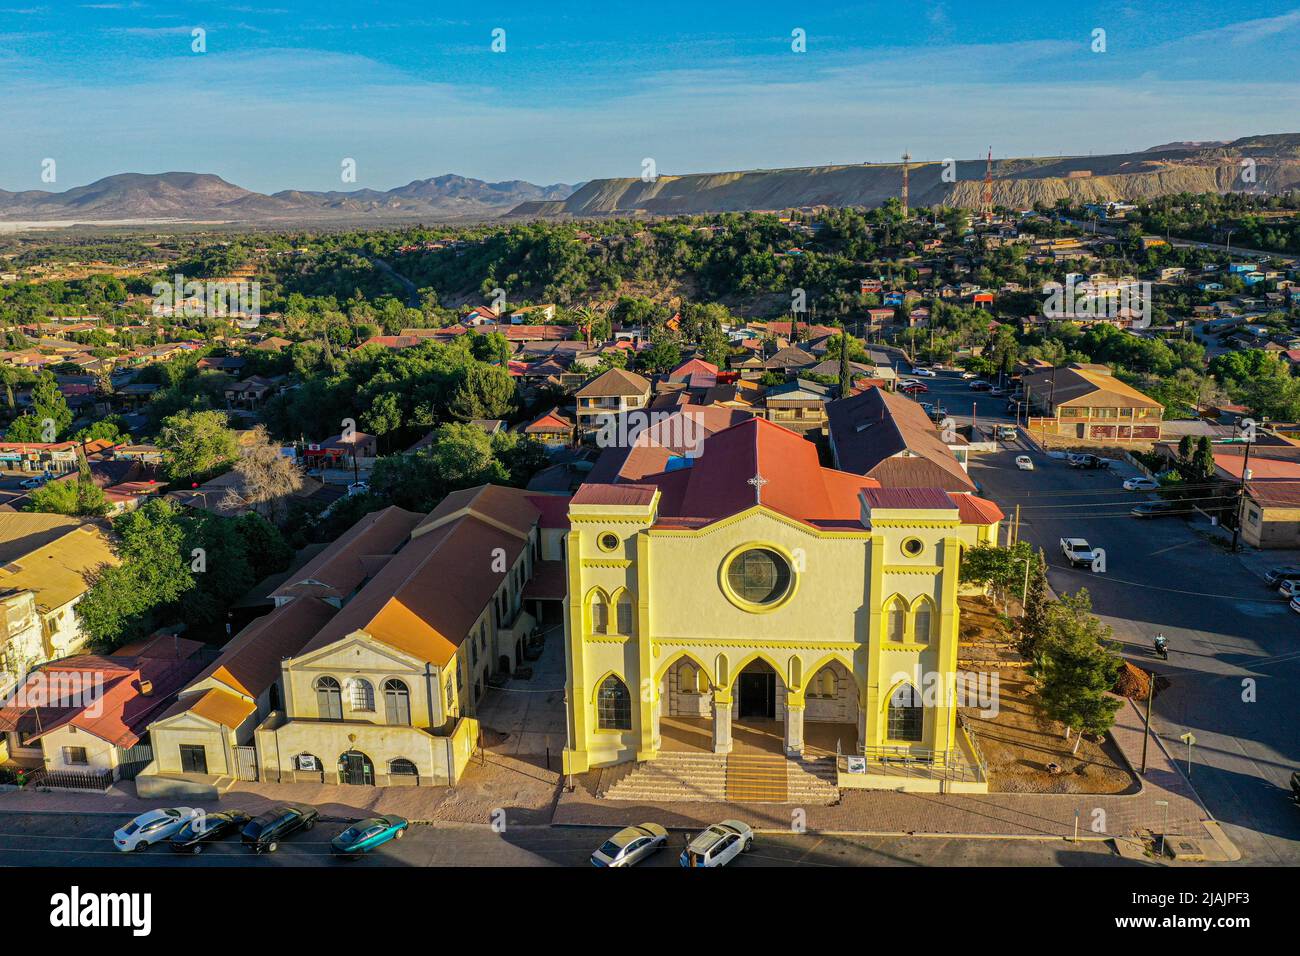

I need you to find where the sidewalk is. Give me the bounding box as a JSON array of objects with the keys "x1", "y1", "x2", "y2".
[{"x1": 553, "y1": 698, "x2": 1238, "y2": 858}]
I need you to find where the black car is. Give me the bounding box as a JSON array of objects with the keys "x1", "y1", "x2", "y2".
[
  {"x1": 1130, "y1": 500, "x2": 1191, "y2": 519},
  {"x1": 241, "y1": 804, "x2": 319, "y2": 853},
  {"x1": 169, "y1": 809, "x2": 251, "y2": 854},
  {"x1": 1264, "y1": 566, "x2": 1300, "y2": 586}
]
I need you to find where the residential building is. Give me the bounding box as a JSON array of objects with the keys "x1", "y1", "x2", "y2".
[
  {"x1": 574, "y1": 368, "x2": 651, "y2": 431},
  {"x1": 1020, "y1": 364, "x2": 1163, "y2": 442}
]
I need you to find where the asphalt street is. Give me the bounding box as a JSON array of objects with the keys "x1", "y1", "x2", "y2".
[
  {"x1": 910, "y1": 370, "x2": 1300, "y2": 865},
  {"x1": 0, "y1": 811, "x2": 1133, "y2": 868}
]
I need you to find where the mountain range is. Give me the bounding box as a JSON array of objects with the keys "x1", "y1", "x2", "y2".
[
  {"x1": 0, "y1": 172, "x2": 576, "y2": 225},
  {"x1": 3, "y1": 134, "x2": 1299, "y2": 228}
]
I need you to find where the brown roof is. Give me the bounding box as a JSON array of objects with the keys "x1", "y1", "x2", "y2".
[
  {"x1": 271, "y1": 506, "x2": 422, "y2": 600},
  {"x1": 575, "y1": 367, "x2": 651, "y2": 398},
  {"x1": 826, "y1": 387, "x2": 976, "y2": 493},
  {"x1": 414, "y1": 484, "x2": 540, "y2": 539},
  {"x1": 192, "y1": 597, "x2": 337, "y2": 698},
  {"x1": 1021, "y1": 366, "x2": 1162, "y2": 410}
]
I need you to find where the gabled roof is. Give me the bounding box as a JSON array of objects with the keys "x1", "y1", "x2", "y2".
[
  {"x1": 191, "y1": 597, "x2": 337, "y2": 699},
  {"x1": 1020, "y1": 366, "x2": 1162, "y2": 409},
  {"x1": 586, "y1": 405, "x2": 755, "y2": 483},
  {"x1": 826, "y1": 387, "x2": 976, "y2": 493},
  {"x1": 0, "y1": 521, "x2": 120, "y2": 612},
  {"x1": 271, "y1": 506, "x2": 421, "y2": 601},
  {"x1": 575, "y1": 367, "x2": 651, "y2": 398}
]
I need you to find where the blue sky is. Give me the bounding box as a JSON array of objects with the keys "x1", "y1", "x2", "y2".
[{"x1": 2, "y1": 1, "x2": 1300, "y2": 192}]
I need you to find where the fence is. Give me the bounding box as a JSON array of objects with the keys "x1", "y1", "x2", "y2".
[
  {"x1": 28, "y1": 768, "x2": 114, "y2": 791},
  {"x1": 117, "y1": 741, "x2": 154, "y2": 781}
]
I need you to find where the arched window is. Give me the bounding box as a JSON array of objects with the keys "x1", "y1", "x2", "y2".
[
  {"x1": 384, "y1": 679, "x2": 411, "y2": 725},
  {"x1": 615, "y1": 592, "x2": 634, "y2": 635},
  {"x1": 389, "y1": 758, "x2": 418, "y2": 777},
  {"x1": 913, "y1": 600, "x2": 934, "y2": 643},
  {"x1": 886, "y1": 599, "x2": 906, "y2": 643},
  {"x1": 315, "y1": 676, "x2": 342, "y2": 721},
  {"x1": 596, "y1": 675, "x2": 632, "y2": 730},
  {"x1": 887, "y1": 684, "x2": 924, "y2": 742},
  {"x1": 589, "y1": 592, "x2": 609, "y2": 635},
  {"x1": 811, "y1": 667, "x2": 837, "y2": 698},
  {"x1": 349, "y1": 678, "x2": 375, "y2": 712}
]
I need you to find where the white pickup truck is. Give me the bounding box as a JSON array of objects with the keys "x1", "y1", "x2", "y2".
[{"x1": 1060, "y1": 537, "x2": 1098, "y2": 568}]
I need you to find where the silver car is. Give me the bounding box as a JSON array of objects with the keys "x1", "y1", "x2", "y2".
[{"x1": 590, "y1": 823, "x2": 669, "y2": 867}]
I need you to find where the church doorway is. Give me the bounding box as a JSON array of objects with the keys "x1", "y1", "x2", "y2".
[{"x1": 738, "y1": 660, "x2": 777, "y2": 719}]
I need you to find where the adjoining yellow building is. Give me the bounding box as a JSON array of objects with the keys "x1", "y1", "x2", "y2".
[{"x1": 561, "y1": 417, "x2": 1001, "y2": 786}]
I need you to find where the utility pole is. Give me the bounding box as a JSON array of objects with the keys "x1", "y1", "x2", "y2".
[
  {"x1": 1230, "y1": 436, "x2": 1254, "y2": 552},
  {"x1": 1140, "y1": 670, "x2": 1155, "y2": 774}
]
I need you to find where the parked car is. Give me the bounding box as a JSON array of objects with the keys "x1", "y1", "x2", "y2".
[
  {"x1": 1015, "y1": 455, "x2": 1034, "y2": 471},
  {"x1": 1124, "y1": 476, "x2": 1159, "y2": 491},
  {"x1": 18, "y1": 476, "x2": 49, "y2": 489},
  {"x1": 1289, "y1": 595, "x2": 1300, "y2": 615},
  {"x1": 1068, "y1": 454, "x2": 1111, "y2": 470},
  {"x1": 347, "y1": 481, "x2": 370, "y2": 496},
  {"x1": 1060, "y1": 537, "x2": 1098, "y2": 568},
  {"x1": 590, "y1": 822, "x2": 670, "y2": 867},
  {"x1": 169, "y1": 809, "x2": 251, "y2": 854},
  {"x1": 960, "y1": 371, "x2": 978, "y2": 379},
  {"x1": 1264, "y1": 565, "x2": 1300, "y2": 586},
  {"x1": 679, "y1": 820, "x2": 754, "y2": 868},
  {"x1": 927, "y1": 406, "x2": 948, "y2": 423},
  {"x1": 241, "y1": 804, "x2": 319, "y2": 853},
  {"x1": 1279, "y1": 579, "x2": 1300, "y2": 600},
  {"x1": 899, "y1": 381, "x2": 928, "y2": 393},
  {"x1": 910, "y1": 367, "x2": 936, "y2": 378},
  {"x1": 331, "y1": 815, "x2": 409, "y2": 857},
  {"x1": 1131, "y1": 500, "x2": 1189, "y2": 519},
  {"x1": 968, "y1": 380, "x2": 992, "y2": 391},
  {"x1": 114, "y1": 807, "x2": 200, "y2": 852}
]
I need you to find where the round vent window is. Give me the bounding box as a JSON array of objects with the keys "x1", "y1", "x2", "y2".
[
  {"x1": 598, "y1": 532, "x2": 619, "y2": 552},
  {"x1": 902, "y1": 537, "x2": 925, "y2": 557}
]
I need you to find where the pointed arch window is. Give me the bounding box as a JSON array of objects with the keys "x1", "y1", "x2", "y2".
[
  {"x1": 590, "y1": 592, "x2": 609, "y2": 635},
  {"x1": 913, "y1": 600, "x2": 934, "y2": 643},
  {"x1": 886, "y1": 599, "x2": 906, "y2": 643},
  {"x1": 887, "y1": 684, "x2": 924, "y2": 742},
  {"x1": 596, "y1": 675, "x2": 632, "y2": 730},
  {"x1": 615, "y1": 592, "x2": 634, "y2": 635}
]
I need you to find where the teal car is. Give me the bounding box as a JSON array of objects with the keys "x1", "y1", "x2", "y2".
[{"x1": 330, "y1": 815, "x2": 409, "y2": 857}]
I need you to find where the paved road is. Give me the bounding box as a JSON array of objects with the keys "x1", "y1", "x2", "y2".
[
  {"x1": 0, "y1": 811, "x2": 1133, "y2": 867},
  {"x1": 908, "y1": 372, "x2": 1300, "y2": 865}
]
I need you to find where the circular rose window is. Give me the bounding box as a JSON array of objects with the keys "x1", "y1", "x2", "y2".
[{"x1": 725, "y1": 547, "x2": 793, "y2": 607}]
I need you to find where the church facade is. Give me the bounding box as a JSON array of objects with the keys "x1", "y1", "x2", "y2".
[{"x1": 561, "y1": 417, "x2": 1001, "y2": 777}]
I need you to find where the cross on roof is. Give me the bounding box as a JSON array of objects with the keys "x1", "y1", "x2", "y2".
[{"x1": 747, "y1": 472, "x2": 768, "y2": 504}]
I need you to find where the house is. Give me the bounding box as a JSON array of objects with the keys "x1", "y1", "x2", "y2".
[
  {"x1": 521, "y1": 409, "x2": 575, "y2": 450},
  {"x1": 574, "y1": 368, "x2": 651, "y2": 431},
  {"x1": 826, "y1": 387, "x2": 977, "y2": 493},
  {"x1": 760, "y1": 378, "x2": 834, "y2": 433},
  {"x1": 0, "y1": 515, "x2": 121, "y2": 693},
  {"x1": 1019, "y1": 364, "x2": 1163, "y2": 442},
  {"x1": 562, "y1": 417, "x2": 1002, "y2": 787},
  {"x1": 1214, "y1": 448, "x2": 1300, "y2": 549},
  {"x1": 0, "y1": 635, "x2": 206, "y2": 782}
]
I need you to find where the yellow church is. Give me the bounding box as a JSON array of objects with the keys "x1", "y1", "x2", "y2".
[{"x1": 561, "y1": 414, "x2": 1002, "y2": 786}]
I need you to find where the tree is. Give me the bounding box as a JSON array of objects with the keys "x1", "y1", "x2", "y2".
[
  {"x1": 370, "y1": 423, "x2": 509, "y2": 512},
  {"x1": 1017, "y1": 549, "x2": 1050, "y2": 658},
  {"x1": 75, "y1": 499, "x2": 195, "y2": 648},
  {"x1": 158, "y1": 409, "x2": 237, "y2": 484},
  {"x1": 1034, "y1": 590, "x2": 1123, "y2": 752},
  {"x1": 640, "y1": 340, "x2": 681, "y2": 374},
  {"x1": 1189, "y1": 435, "x2": 1215, "y2": 481},
  {"x1": 25, "y1": 450, "x2": 110, "y2": 517},
  {"x1": 223, "y1": 425, "x2": 303, "y2": 524},
  {"x1": 959, "y1": 541, "x2": 1035, "y2": 607},
  {"x1": 447, "y1": 364, "x2": 516, "y2": 421},
  {"x1": 6, "y1": 370, "x2": 73, "y2": 441}
]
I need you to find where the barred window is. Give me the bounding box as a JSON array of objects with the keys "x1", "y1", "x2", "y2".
[{"x1": 596, "y1": 675, "x2": 632, "y2": 730}]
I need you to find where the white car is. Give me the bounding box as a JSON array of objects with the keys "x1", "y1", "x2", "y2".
[
  {"x1": 1290, "y1": 595, "x2": 1300, "y2": 615},
  {"x1": 113, "y1": 807, "x2": 199, "y2": 852},
  {"x1": 960, "y1": 371, "x2": 978, "y2": 379},
  {"x1": 18, "y1": 476, "x2": 48, "y2": 489},
  {"x1": 679, "y1": 820, "x2": 754, "y2": 868},
  {"x1": 1279, "y1": 579, "x2": 1300, "y2": 600},
  {"x1": 1015, "y1": 455, "x2": 1034, "y2": 471},
  {"x1": 1123, "y1": 477, "x2": 1159, "y2": 491},
  {"x1": 910, "y1": 368, "x2": 936, "y2": 378},
  {"x1": 590, "y1": 823, "x2": 669, "y2": 867}
]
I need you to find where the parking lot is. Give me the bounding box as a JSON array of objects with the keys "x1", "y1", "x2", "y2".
[{"x1": 908, "y1": 369, "x2": 1300, "y2": 864}]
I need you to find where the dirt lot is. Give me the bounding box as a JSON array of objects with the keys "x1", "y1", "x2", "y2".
[{"x1": 958, "y1": 597, "x2": 1139, "y2": 795}]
